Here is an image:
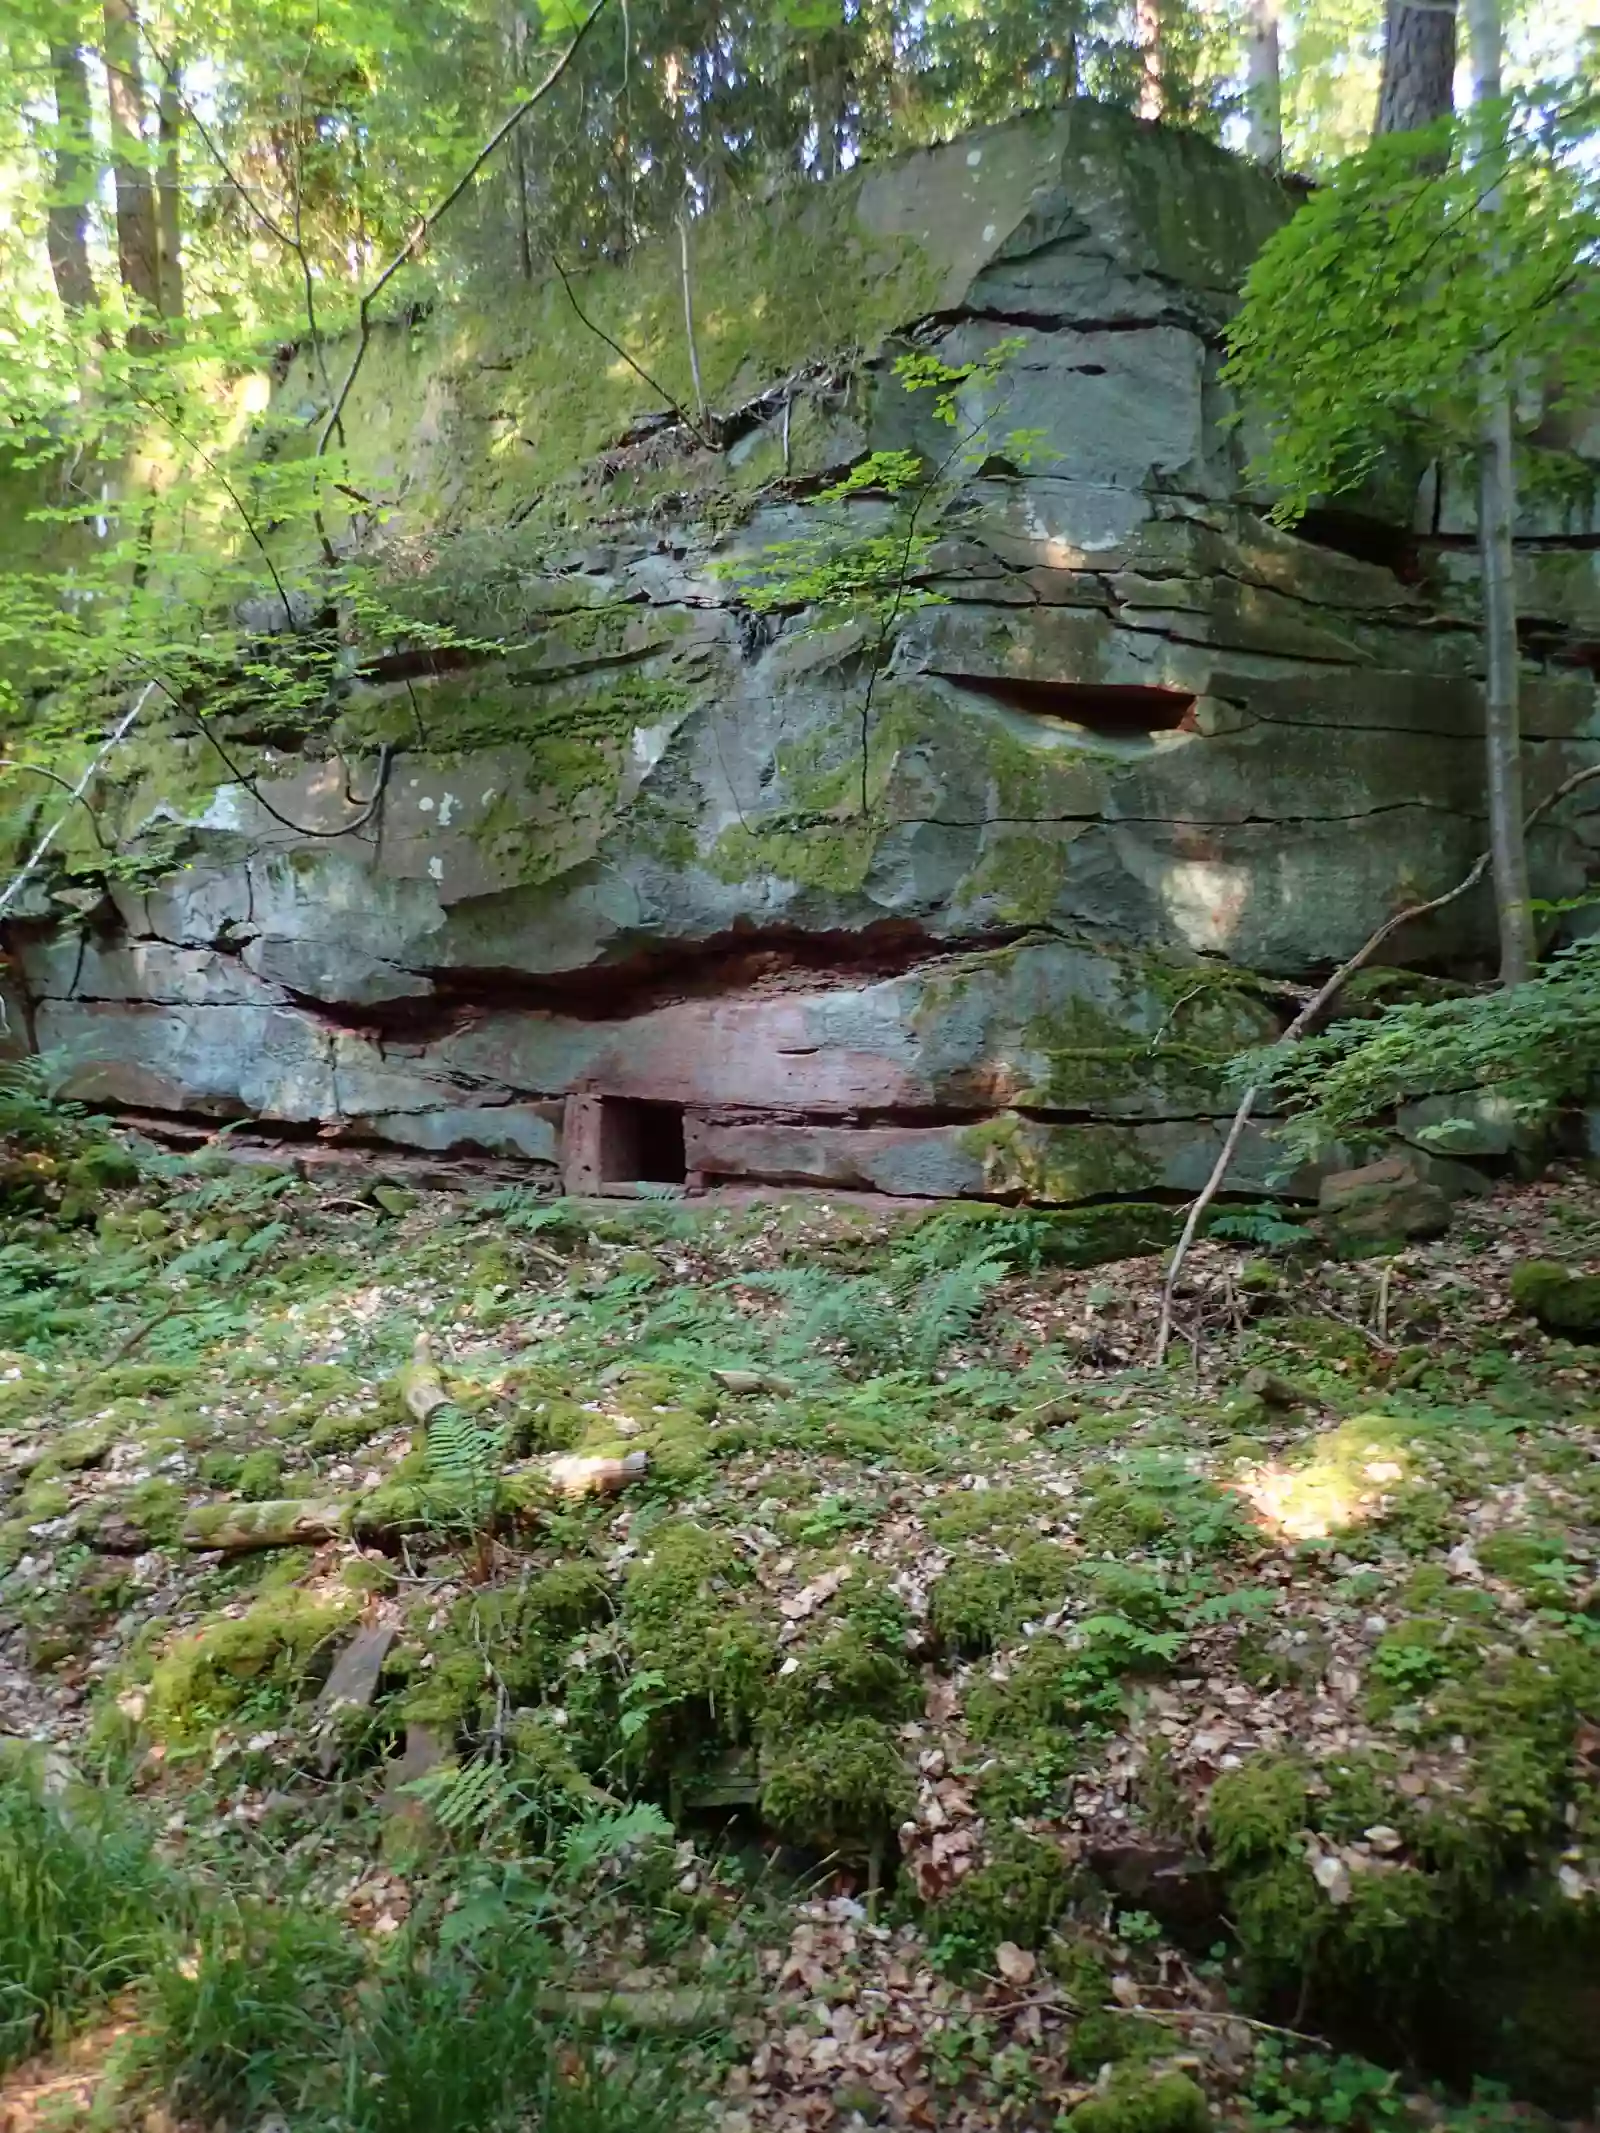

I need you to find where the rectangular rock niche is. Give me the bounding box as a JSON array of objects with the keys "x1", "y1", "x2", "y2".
[{"x1": 563, "y1": 1095, "x2": 689, "y2": 1195}]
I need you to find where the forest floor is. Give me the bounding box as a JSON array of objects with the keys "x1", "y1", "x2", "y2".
[{"x1": 1, "y1": 1140, "x2": 1598, "y2": 2133}]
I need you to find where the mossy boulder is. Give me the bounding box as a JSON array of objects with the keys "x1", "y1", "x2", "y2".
[
  {"x1": 1065, "y1": 2072, "x2": 1211, "y2": 2133},
  {"x1": 1510, "y1": 1260, "x2": 1600, "y2": 1339},
  {"x1": 623, "y1": 1521, "x2": 776, "y2": 1752},
  {"x1": 928, "y1": 1541, "x2": 1075, "y2": 1655},
  {"x1": 140, "y1": 1591, "x2": 357, "y2": 1744},
  {"x1": 921, "y1": 1831, "x2": 1078, "y2": 1964},
  {"x1": 1317, "y1": 1153, "x2": 1484, "y2": 1260},
  {"x1": 759, "y1": 1716, "x2": 912, "y2": 1856}
]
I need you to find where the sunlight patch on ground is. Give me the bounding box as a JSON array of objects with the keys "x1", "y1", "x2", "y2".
[{"x1": 1233, "y1": 1419, "x2": 1410, "y2": 1541}]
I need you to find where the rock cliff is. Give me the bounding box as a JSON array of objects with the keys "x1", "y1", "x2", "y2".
[{"x1": 7, "y1": 102, "x2": 1599, "y2": 1199}]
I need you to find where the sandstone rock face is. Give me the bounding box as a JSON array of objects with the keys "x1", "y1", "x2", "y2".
[{"x1": 7, "y1": 104, "x2": 1598, "y2": 1203}]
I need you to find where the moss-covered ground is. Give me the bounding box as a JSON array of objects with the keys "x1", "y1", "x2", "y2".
[{"x1": 2, "y1": 1135, "x2": 1599, "y2": 2133}]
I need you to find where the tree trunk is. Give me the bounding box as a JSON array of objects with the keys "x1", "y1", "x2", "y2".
[
  {"x1": 1245, "y1": 0, "x2": 1282, "y2": 165},
  {"x1": 1465, "y1": 0, "x2": 1533, "y2": 984},
  {"x1": 156, "y1": 74, "x2": 184, "y2": 325},
  {"x1": 46, "y1": 42, "x2": 99, "y2": 314},
  {"x1": 102, "y1": 0, "x2": 162, "y2": 340},
  {"x1": 508, "y1": 9, "x2": 534, "y2": 280},
  {"x1": 1375, "y1": 0, "x2": 1458, "y2": 134},
  {"x1": 1046, "y1": 5, "x2": 1079, "y2": 99},
  {"x1": 1134, "y1": 0, "x2": 1164, "y2": 120}
]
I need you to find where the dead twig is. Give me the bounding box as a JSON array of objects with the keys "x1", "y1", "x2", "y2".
[
  {"x1": 1100, "y1": 2001, "x2": 1333, "y2": 2050},
  {"x1": 1154, "y1": 759, "x2": 1600, "y2": 1363}
]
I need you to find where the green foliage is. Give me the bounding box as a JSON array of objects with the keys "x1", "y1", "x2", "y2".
[
  {"x1": 1248, "y1": 941, "x2": 1600, "y2": 1162},
  {"x1": 1066, "y1": 2072, "x2": 1212, "y2": 2133},
  {"x1": 1206, "y1": 1205, "x2": 1317, "y2": 1250},
  {"x1": 148, "y1": 1900, "x2": 361, "y2": 2123},
  {"x1": 0, "y1": 1766, "x2": 170, "y2": 2068},
  {"x1": 747, "y1": 1240, "x2": 1009, "y2": 1376},
  {"x1": 1242, "y1": 2040, "x2": 1410, "y2": 2133},
  {"x1": 424, "y1": 1400, "x2": 504, "y2": 1531},
  {"x1": 1226, "y1": 105, "x2": 1600, "y2": 524},
  {"x1": 0, "y1": 1056, "x2": 101, "y2": 1157}
]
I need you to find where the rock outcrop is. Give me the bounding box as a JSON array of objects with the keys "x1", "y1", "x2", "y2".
[{"x1": 6, "y1": 102, "x2": 1599, "y2": 1199}]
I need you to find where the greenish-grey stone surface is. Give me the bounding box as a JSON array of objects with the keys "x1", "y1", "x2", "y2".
[{"x1": 7, "y1": 103, "x2": 1598, "y2": 1203}]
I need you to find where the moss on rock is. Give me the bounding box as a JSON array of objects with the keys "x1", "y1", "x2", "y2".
[
  {"x1": 1511, "y1": 1261, "x2": 1600, "y2": 1339},
  {"x1": 759, "y1": 1716, "x2": 911, "y2": 1856},
  {"x1": 141, "y1": 1591, "x2": 356, "y2": 1745},
  {"x1": 1065, "y1": 2073, "x2": 1211, "y2": 2133},
  {"x1": 922, "y1": 1830, "x2": 1078, "y2": 1963}
]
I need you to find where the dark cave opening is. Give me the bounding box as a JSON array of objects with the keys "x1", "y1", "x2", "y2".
[
  {"x1": 944, "y1": 673, "x2": 1197, "y2": 734},
  {"x1": 597, "y1": 1097, "x2": 688, "y2": 1186}
]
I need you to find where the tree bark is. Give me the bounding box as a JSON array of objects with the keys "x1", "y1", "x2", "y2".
[
  {"x1": 156, "y1": 73, "x2": 184, "y2": 324},
  {"x1": 102, "y1": 0, "x2": 163, "y2": 340},
  {"x1": 46, "y1": 42, "x2": 99, "y2": 314},
  {"x1": 508, "y1": 9, "x2": 534, "y2": 280},
  {"x1": 1375, "y1": 0, "x2": 1458, "y2": 134},
  {"x1": 1245, "y1": 0, "x2": 1282, "y2": 165},
  {"x1": 1134, "y1": 0, "x2": 1164, "y2": 120},
  {"x1": 1466, "y1": 0, "x2": 1533, "y2": 984}
]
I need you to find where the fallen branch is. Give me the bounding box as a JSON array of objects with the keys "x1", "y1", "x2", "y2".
[
  {"x1": 1154, "y1": 758, "x2": 1600, "y2": 1362},
  {"x1": 184, "y1": 1498, "x2": 348, "y2": 1552},
  {"x1": 533, "y1": 1987, "x2": 726, "y2": 2032}
]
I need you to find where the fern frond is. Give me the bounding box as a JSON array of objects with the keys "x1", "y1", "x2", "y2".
[
  {"x1": 905, "y1": 1249, "x2": 1009, "y2": 1372},
  {"x1": 425, "y1": 1402, "x2": 501, "y2": 1493},
  {"x1": 404, "y1": 1756, "x2": 508, "y2": 1836}
]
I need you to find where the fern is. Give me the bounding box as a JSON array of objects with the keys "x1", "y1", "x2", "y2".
[
  {"x1": 403, "y1": 1757, "x2": 510, "y2": 1837},
  {"x1": 1206, "y1": 1204, "x2": 1316, "y2": 1248},
  {"x1": 163, "y1": 1221, "x2": 288, "y2": 1285},
  {"x1": 425, "y1": 1403, "x2": 500, "y2": 1488},
  {"x1": 556, "y1": 1802, "x2": 673, "y2": 1880},
  {"x1": 425, "y1": 1402, "x2": 502, "y2": 1530},
  {"x1": 0, "y1": 1053, "x2": 93, "y2": 1154},
  {"x1": 904, "y1": 1249, "x2": 1009, "y2": 1372},
  {"x1": 750, "y1": 1268, "x2": 901, "y2": 1371}
]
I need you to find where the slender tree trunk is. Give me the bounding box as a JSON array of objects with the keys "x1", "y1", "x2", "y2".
[
  {"x1": 102, "y1": 0, "x2": 163, "y2": 340},
  {"x1": 508, "y1": 10, "x2": 534, "y2": 280},
  {"x1": 1134, "y1": 0, "x2": 1164, "y2": 120},
  {"x1": 156, "y1": 74, "x2": 184, "y2": 324},
  {"x1": 1245, "y1": 0, "x2": 1282, "y2": 165},
  {"x1": 1375, "y1": 0, "x2": 1458, "y2": 134},
  {"x1": 678, "y1": 207, "x2": 705, "y2": 420},
  {"x1": 1046, "y1": 5, "x2": 1079, "y2": 99},
  {"x1": 1465, "y1": 0, "x2": 1532, "y2": 983},
  {"x1": 46, "y1": 42, "x2": 99, "y2": 314}
]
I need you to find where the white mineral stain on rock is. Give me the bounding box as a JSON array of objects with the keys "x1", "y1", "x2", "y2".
[
  {"x1": 197, "y1": 786, "x2": 253, "y2": 832},
  {"x1": 428, "y1": 855, "x2": 444, "y2": 881},
  {"x1": 437, "y1": 794, "x2": 456, "y2": 827}
]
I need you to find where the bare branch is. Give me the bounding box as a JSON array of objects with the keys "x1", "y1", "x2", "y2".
[{"x1": 1153, "y1": 758, "x2": 1600, "y2": 1362}]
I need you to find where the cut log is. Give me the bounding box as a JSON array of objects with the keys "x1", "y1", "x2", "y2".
[
  {"x1": 183, "y1": 1498, "x2": 348, "y2": 1552},
  {"x1": 396, "y1": 1331, "x2": 451, "y2": 1425}
]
